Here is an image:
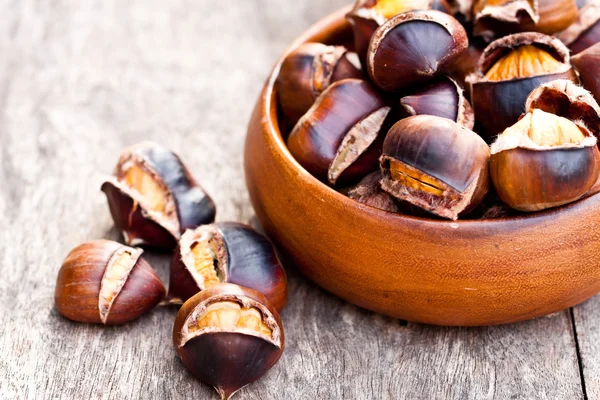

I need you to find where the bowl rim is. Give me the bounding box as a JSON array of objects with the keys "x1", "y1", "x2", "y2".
[{"x1": 262, "y1": 6, "x2": 600, "y2": 228}]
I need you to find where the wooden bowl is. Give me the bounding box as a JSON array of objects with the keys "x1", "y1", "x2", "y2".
[{"x1": 244, "y1": 7, "x2": 600, "y2": 326}]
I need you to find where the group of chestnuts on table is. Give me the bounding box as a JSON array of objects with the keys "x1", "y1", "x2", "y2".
[
  {"x1": 277, "y1": 0, "x2": 600, "y2": 220},
  {"x1": 54, "y1": 142, "x2": 287, "y2": 400}
]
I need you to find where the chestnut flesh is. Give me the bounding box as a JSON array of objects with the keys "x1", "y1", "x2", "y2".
[
  {"x1": 55, "y1": 240, "x2": 166, "y2": 325},
  {"x1": 173, "y1": 283, "x2": 284, "y2": 400},
  {"x1": 367, "y1": 10, "x2": 468, "y2": 92},
  {"x1": 102, "y1": 142, "x2": 216, "y2": 249},
  {"x1": 287, "y1": 79, "x2": 391, "y2": 186},
  {"x1": 380, "y1": 115, "x2": 490, "y2": 220},
  {"x1": 169, "y1": 222, "x2": 287, "y2": 310}
]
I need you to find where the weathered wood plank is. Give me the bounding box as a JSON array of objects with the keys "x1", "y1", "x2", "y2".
[
  {"x1": 572, "y1": 299, "x2": 600, "y2": 399},
  {"x1": 0, "y1": 0, "x2": 587, "y2": 399}
]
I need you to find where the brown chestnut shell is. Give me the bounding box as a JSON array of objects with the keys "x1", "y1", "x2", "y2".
[
  {"x1": 399, "y1": 76, "x2": 474, "y2": 129},
  {"x1": 287, "y1": 79, "x2": 390, "y2": 185},
  {"x1": 347, "y1": 171, "x2": 401, "y2": 213},
  {"x1": 173, "y1": 283, "x2": 284, "y2": 400},
  {"x1": 55, "y1": 240, "x2": 166, "y2": 325},
  {"x1": 367, "y1": 10, "x2": 468, "y2": 92},
  {"x1": 572, "y1": 43, "x2": 600, "y2": 105},
  {"x1": 468, "y1": 32, "x2": 578, "y2": 142},
  {"x1": 557, "y1": 3, "x2": 600, "y2": 55},
  {"x1": 168, "y1": 222, "x2": 288, "y2": 311},
  {"x1": 101, "y1": 142, "x2": 216, "y2": 249},
  {"x1": 275, "y1": 43, "x2": 363, "y2": 129},
  {"x1": 380, "y1": 115, "x2": 490, "y2": 220}
]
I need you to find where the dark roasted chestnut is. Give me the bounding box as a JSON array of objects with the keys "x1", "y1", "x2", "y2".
[
  {"x1": 525, "y1": 79, "x2": 600, "y2": 139},
  {"x1": 490, "y1": 109, "x2": 600, "y2": 211},
  {"x1": 287, "y1": 79, "x2": 391, "y2": 185},
  {"x1": 399, "y1": 77, "x2": 474, "y2": 129},
  {"x1": 55, "y1": 240, "x2": 166, "y2": 325},
  {"x1": 347, "y1": 171, "x2": 401, "y2": 213},
  {"x1": 557, "y1": 3, "x2": 600, "y2": 55},
  {"x1": 168, "y1": 222, "x2": 287, "y2": 310},
  {"x1": 346, "y1": 0, "x2": 452, "y2": 62},
  {"x1": 380, "y1": 115, "x2": 490, "y2": 220},
  {"x1": 101, "y1": 142, "x2": 216, "y2": 249},
  {"x1": 367, "y1": 10, "x2": 468, "y2": 92},
  {"x1": 447, "y1": 41, "x2": 486, "y2": 92},
  {"x1": 173, "y1": 283, "x2": 284, "y2": 400},
  {"x1": 572, "y1": 43, "x2": 600, "y2": 104},
  {"x1": 468, "y1": 32, "x2": 578, "y2": 142},
  {"x1": 275, "y1": 43, "x2": 363, "y2": 129}
]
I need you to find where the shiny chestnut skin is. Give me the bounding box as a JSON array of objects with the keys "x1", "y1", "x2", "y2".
[
  {"x1": 379, "y1": 115, "x2": 490, "y2": 220},
  {"x1": 490, "y1": 109, "x2": 600, "y2": 212},
  {"x1": 572, "y1": 43, "x2": 600, "y2": 104},
  {"x1": 173, "y1": 283, "x2": 284, "y2": 400},
  {"x1": 557, "y1": 3, "x2": 600, "y2": 55},
  {"x1": 168, "y1": 222, "x2": 287, "y2": 310},
  {"x1": 399, "y1": 76, "x2": 474, "y2": 129},
  {"x1": 55, "y1": 240, "x2": 166, "y2": 325},
  {"x1": 102, "y1": 142, "x2": 216, "y2": 249},
  {"x1": 346, "y1": 0, "x2": 452, "y2": 62},
  {"x1": 468, "y1": 32, "x2": 578, "y2": 142},
  {"x1": 275, "y1": 43, "x2": 363, "y2": 129},
  {"x1": 367, "y1": 10, "x2": 468, "y2": 92},
  {"x1": 287, "y1": 79, "x2": 391, "y2": 186},
  {"x1": 347, "y1": 171, "x2": 400, "y2": 213}
]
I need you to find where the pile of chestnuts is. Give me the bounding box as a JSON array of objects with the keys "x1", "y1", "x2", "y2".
[
  {"x1": 55, "y1": 142, "x2": 287, "y2": 399},
  {"x1": 277, "y1": 0, "x2": 600, "y2": 220}
]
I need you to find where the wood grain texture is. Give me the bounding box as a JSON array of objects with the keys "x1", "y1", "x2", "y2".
[{"x1": 0, "y1": 0, "x2": 589, "y2": 399}]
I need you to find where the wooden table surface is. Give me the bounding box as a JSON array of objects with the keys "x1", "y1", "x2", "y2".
[{"x1": 1, "y1": 1, "x2": 599, "y2": 399}]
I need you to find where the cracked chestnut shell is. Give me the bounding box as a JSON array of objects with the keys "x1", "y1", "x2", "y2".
[
  {"x1": 275, "y1": 43, "x2": 363, "y2": 129},
  {"x1": 380, "y1": 115, "x2": 490, "y2": 220},
  {"x1": 490, "y1": 109, "x2": 600, "y2": 212},
  {"x1": 168, "y1": 222, "x2": 287, "y2": 310},
  {"x1": 346, "y1": 0, "x2": 452, "y2": 62},
  {"x1": 367, "y1": 10, "x2": 468, "y2": 92},
  {"x1": 572, "y1": 43, "x2": 600, "y2": 104},
  {"x1": 287, "y1": 79, "x2": 391, "y2": 186},
  {"x1": 468, "y1": 32, "x2": 578, "y2": 142},
  {"x1": 399, "y1": 76, "x2": 474, "y2": 129},
  {"x1": 55, "y1": 240, "x2": 166, "y2": 325},
  {"x1": 347, "y1": 171, "x2": 400, "y2": 213},
  {"x1": 101, "y1": 142, "x2": 216, "y2": 249},
  {"x1": 173, "y1": 283, "x2": 284, "y2": 400},
  {"x1": 557, "y1": 3, "x2": 600, "y2": 55},
  {"x1": 525, "y1": 79, "x2": 600, "y2": 139}
]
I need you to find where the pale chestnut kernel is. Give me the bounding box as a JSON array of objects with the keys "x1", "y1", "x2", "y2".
[
  {"x1": 484, "y1": 45, "x2": 565, "y2": 81},
  {"x1": 191, "y1": 301, "x2": 273, "y2": 338},
  {"x1": 371, "y1": 0, "x2": 430, "y2": 19},
  {"x1": 190, "y1": 240, "x2": 222, "y2": 289},
  {"x1": 123, "y1": 164, "x2": 168, "y2": 212},
  {"x1": 388, "y1": 159, "x2": 446, "y2": 196}
]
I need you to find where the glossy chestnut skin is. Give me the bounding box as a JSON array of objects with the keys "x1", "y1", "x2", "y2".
[
  {"x1": 399, "y1": 76, "x2": 474, "y2": 129},
  {"x1": 346, "y1": 0, "x2": 452, "y2": 62},
  {"x1": 275, "y1": 42, "x2": 363, "y2": 129},
  {"x1": 557, "y1": 3, "x2": 600, "y2": 55},
  {"x1": 173, "y1": 284, "x2": 284, "y2": 400},
  {"x1": 55, "y1": 240, "x2": 166, "y2": 325},
  {"x1": 287, "y1": 79, "x2": 390, "y2": 185},
  {"x1": 168, "y1": 222, "x2": 287, "y2": 310},
  {"x1": 367, "y1": 10, "x2": 468, "y2": 92},
  {"x1": 380, "y1": 115, "x2": 490, "y2": 220},
  {"x1": 572, "y1": 43, "x2": 600, "y2": 104},
  {"x1": 347, "y1": 171, "x2": 400, "y2": 213},
  {"x1": 102, "y1": 142, "x2": 216, "y2": 249},
  {"x1": 468, "y1": 32, "x2": 578, "y2": 142}
]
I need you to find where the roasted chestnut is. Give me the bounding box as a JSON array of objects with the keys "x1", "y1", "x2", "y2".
[
  {"x1": 557, "y1": 3, "x2": 600, "y2": 55},
  {"x1": 399, "y1": 77, "x2": 474, "y2": 129},
  {"x1": 525, "y1": 79, "x2": 600, "y2": 139},
  {"x1": 572, "y1": 43, "x2": 600, "y2": 104},
  {"x1": 447, "y1": 41, "x2": 486, "y2": 92},
  {"x1": 473, "y1": 0, "x2": 578, "y2": 40},
  {"x1": 367, "y1": 10, "x2": 468, "y2": 92},
  {"x1": 173, "y1": 283, "x2": 284, "y2": 400},
  {"x1": 468, "y1": 32, "x2": 577, "y2": 142},
  {"x1": 102, "y1": 142, "x2": 216, "y2": 249},
  {"x1": 168, "y1": 222, "x2": 287, "y2": 310},
  {"x1": 55, "y1": 240, "x2": 166, "y2": 325},
  {"x1": 380, "y1": 115, "x2": 490, "y2": 220},
  {"x1": 490, "y1": 109, "x2": 600, "y2": 211},
  {"x1": 346, "y1": 0, "x2": 452, "y2": 62},
  {"x1": 287, "y1": 79, "x2": 391, "y2": 185},
  {"x1": 275, "y1": 43, "x2": 363, "y2": 129},
  {"x1": 347, "y1": 171, "x2": 401, "y2": 213}
]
